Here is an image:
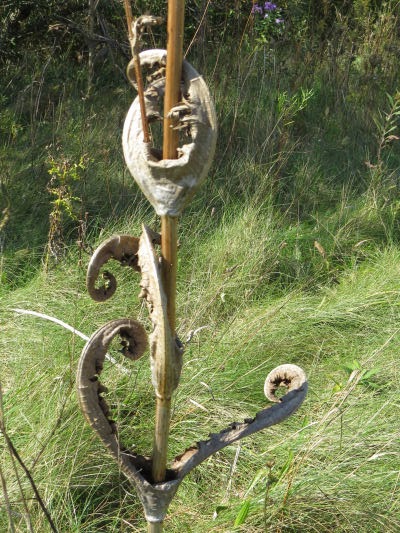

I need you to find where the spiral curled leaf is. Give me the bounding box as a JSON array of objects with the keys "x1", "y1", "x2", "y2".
[
  {"x1": 76, "y1": 318, "x2": 181, "y2": 523},
  {"x1": 173, "y1": 364, "x2": 308, "y2": 477},
  {"x1": 264, "y1": 364, "x2": 307, "y2": 403},
  {"x1": 86, "y1": 235, "x2": 140, "y2": 302},
  {"x1": 77, "y1": 318, "x2": 148, "y2": 438}
]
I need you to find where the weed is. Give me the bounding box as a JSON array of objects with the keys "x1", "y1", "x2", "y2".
[{"x1": 44, "y1": 151, "x2": 89, "y2": 269}]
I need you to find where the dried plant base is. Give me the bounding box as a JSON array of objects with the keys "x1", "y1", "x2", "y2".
[
  {"x1": 78, "y1": 231, "x2": 307, "y2": 524},
  {"x1": 77, "y1": 325, "x2": 307, "y2": 523},
  {"x1": 123, "y1": 49, "x2": 217, "y2": 216}
]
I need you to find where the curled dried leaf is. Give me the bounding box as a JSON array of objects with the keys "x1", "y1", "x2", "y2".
[
  {"x1": 173, "y1": 364, "x2": 307, "y2": 477},
  {"x1": 129, "y1": 15, "x2": 163, "y2": 59},
  {"x1": 76, "y1": 317, "x2": 181, "y2": 523},
  {"x1": 86, "y1": 235, "x2": 140, "y2": 302},
  {"x1": 264, "y1": 364, "x2": 307, "y2": 403},
  {"x1": 138, "y1": 225, "x2": 183, "y2": 398},
  {"x1": 77, "y1": 318, "x2": 148, "y2": 440},
  {"x1": 123, "y1": 49, "x2": 217, "y2": 216}
]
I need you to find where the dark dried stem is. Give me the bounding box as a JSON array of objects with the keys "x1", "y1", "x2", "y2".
[
  {"x1": 0, "y1": 463, "x2": 15, "y2": 533},
  {"x1": 124, "y1": 1, "x2": 151, "y2": 142},
  {"x1": 0, "y1": 384, "x2": 58, "y2": 533}
]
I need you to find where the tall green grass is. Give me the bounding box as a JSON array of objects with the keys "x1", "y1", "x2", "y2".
[{"x1": 1, "y1": 197, "x2": 400, "y2": 531}]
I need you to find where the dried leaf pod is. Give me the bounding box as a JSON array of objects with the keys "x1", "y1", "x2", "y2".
[
  {"x1": 123, "y1": 49, "x2": 217, "y2": 216},
  {"x1": 138, "y1": 225, "x2": 183, "y2": 398},
  {"x1": 86, "y1": 235, "x2": 140, "y2": 302}
]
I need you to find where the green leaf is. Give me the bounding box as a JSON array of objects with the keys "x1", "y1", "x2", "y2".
[
  {"x1": 277, "y1": 450, "x2": 294, "y2": 481},
  {"x1": 234, "y1": 499, "x2": 251, "y2": 526},
  {"x1": 361, "y1": 367, "x2": 380, "y2": 380},
  {"x1": 332, "y1": 383, "x2": 343, "y2": 393}
]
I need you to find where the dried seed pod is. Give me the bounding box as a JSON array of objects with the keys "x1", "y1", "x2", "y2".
[
  {"x1": 123, "y1": 49, "x2": 217, "y2": 216},
  {"x1": 86, "y1": 235, "x2": 140, "y2": 302}
]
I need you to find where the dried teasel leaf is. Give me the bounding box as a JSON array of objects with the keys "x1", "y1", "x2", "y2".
[
  {"x1": 264, "y1": 364, "x2": 307, "y2": 403},
  {"x1": 86, "y1": 235, "x2": 140, "y2": 302},
  {"x1": 77, "y1": 318, "x2": 148, "y2": 438},
  {"x1": 123, "y1": 49, "x2": 217, "y2": 217},
  {"x1": 138, "y1": 225, "x2": 183, "y2": 399},
  {"x1": 76, "y1": 318, "x2": 181, "y2": 523},
  {"x1": 172, "y1": 364, "x2": 307, "y2": 477}
]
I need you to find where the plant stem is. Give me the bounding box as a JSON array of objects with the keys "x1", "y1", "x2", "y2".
[
  {"x1": 148, "y1": 522, "x2": 164, "y2": 533},
  {"x1": 132, "y1": 56, "x2": 151, "y2": 143},
  {"x1": 124, "y1": 0, "x2": 151, "y2": 143},
  {"x1": 163, "y1": 0, "x2": 185, "y2": 160},
  {"x1": 161, "y1": 215, "x2": 178, "y2": 332},
  {"x1": 151, "y1": 0, "x2": 185, "y2": 486},
  {"x1": 87, "y1": 0, "x2": 95, "y2": 97}
]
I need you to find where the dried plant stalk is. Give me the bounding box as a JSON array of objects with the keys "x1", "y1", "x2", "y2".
[
  {"x1": 128, "y1": 15, "x2": 163, "y2": 143},
  {"x1": 162, "y1": 0, "x2": 185, "y2": 160},
  {"x1": 76, "y1": 5, "x2": 309, "y2": 531}
]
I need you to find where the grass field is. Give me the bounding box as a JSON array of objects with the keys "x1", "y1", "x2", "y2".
[{"x1": 1, "y1": 196, "x2": 400, "y2": 531}]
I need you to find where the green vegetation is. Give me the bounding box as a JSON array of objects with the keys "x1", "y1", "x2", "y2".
[{"x1": 1, "y1": 1, "x2": 400, "y2": 531}]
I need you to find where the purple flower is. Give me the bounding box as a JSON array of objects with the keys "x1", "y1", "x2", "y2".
[
  {"x1": 275, "y1": 18, "x2": 284, "y2": 24},
  {"x1": 264, "y1": 2, "x2": 277, "y2": 10},
  {"x1": 251, "y1": 3, "x2": 263, "y2": 14}
]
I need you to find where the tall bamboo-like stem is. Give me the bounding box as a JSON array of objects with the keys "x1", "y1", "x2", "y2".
[
  {"x1": 151, "y1": 0, "x2": 185, "y2": 486},
  {"x1": 163, "y1": 1, "x2": 185, "y2": 161}
]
